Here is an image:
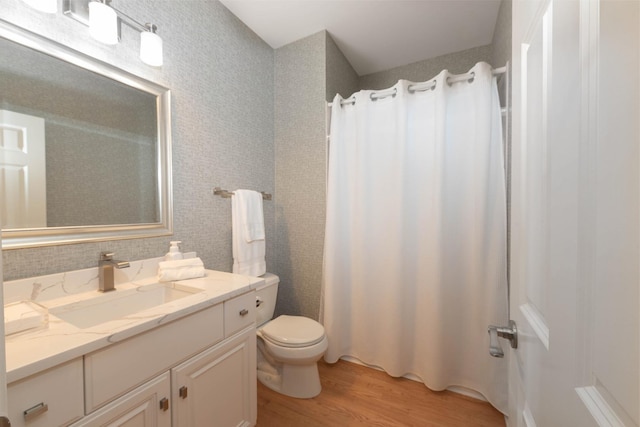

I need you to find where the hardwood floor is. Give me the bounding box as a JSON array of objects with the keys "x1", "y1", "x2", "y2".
[{"x1": 257, "y1": 360, "x2": 506, "y2": 427}]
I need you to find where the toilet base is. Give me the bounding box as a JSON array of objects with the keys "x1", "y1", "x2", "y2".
[{"x1": 258, "y1": 362, "x2": 322, "y2": 399}]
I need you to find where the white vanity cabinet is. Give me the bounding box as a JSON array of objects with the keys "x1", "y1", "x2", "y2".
[
  {"x1": 171, "y1": 291, "x2": 258, "y2": 427},
  {"x1": 67, "y1": 290, "x2": 257, "y2": 427},
  {"x1": 7, "y1": 358, "x2": 84, "y2": 427},
  {"x1": 172, "y1": 326, "x2": 256, "y2": 427}
]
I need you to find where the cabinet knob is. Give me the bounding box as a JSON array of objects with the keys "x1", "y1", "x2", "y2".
[
  {"x1": 0, "y1": 416, "x2": 10, "y2": 427},
  {"x1": 159, "y1": 397, "x2": 170, "y2": 411},
  {"x1": 179, "y1": 386, "x2": 188, "y2": 399},
  {"x1": 23, "y1": 402, "x2": 48, "y2": 422},
  {"x1": 239, "y1": 308, "x2": 249, "y2": 316}
]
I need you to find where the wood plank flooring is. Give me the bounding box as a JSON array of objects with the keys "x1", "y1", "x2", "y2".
[{"x1": 257, "y1": 360, "x2": 506, "y2": 427}]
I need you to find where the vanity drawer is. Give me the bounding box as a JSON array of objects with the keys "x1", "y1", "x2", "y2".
[
  {"x1": 224, "y1": 291, "x2": 256, "y2": 337},
  {"x1": 84, "y1": 303, "x2": 224, "y2": 413},
  {"x1": 8, "y1": 358, "x2": 84, "y2": 427}
]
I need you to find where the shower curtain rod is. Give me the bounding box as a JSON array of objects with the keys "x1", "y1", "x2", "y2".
[{"x1": 328, "y1": 65, "x2": 507, "y2": 107}]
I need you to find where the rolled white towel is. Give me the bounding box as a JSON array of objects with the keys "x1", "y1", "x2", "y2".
[{"x1": 158, "y1": 257, "x2": 205, "y2": 282}]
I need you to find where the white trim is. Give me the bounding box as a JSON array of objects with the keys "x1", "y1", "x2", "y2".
[
  {"x1": 520, "y1": 303, "x2": 550, "y2": 349},
  {"x1": 0, "y1": 218, "x2": 7, "y2": 418},
  {"x1": 575, "y1": 386, "x2": 625, "y2": 427},
  {"x1": 576, "y1": 0, "x2": 599, "y2": 385}
]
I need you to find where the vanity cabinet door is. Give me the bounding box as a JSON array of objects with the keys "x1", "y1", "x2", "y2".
[
  {"x1": 171, "y1": 326, "x2": 257, "y2": 427},
  {"x1": 7, "y1": 358, "x2": 83, "y2": 427},
  {"x1": 70, "y1": 372, "x2": 170, "y2": 427}
]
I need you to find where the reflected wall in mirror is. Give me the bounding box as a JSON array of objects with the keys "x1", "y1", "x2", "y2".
[{"x1": 0, "y1": 19, "x2": 172, "y2": 249}]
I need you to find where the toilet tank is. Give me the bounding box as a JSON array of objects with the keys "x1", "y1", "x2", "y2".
[{"x1": 256, "y1": 273, "x2": 279, "y2": 327}]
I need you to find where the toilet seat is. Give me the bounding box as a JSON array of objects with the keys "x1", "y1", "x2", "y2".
[{"x1": 261, "y1": 315, "x2": 325, "y2": 348}]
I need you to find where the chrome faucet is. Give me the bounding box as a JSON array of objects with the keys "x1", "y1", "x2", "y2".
[{"x1": 99, "y1": 252, "x2": 130, "y2": 292}]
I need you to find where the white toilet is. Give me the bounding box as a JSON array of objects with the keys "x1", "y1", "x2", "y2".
[{"x1": 255, "y1": 273, "x2": 328, "y2": 398}]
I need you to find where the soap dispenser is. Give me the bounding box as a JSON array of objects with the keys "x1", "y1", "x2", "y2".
[{"x1": 165, "y1": 241, "x2": 184, "y2": 261}]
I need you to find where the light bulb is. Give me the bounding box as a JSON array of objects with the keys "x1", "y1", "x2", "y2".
[
  {"x1": 140, "y1": 30, "x2": 163, "y2": 67},
  {"x1": 89, "y1": 1, "x2": 119, "y2": 45}
]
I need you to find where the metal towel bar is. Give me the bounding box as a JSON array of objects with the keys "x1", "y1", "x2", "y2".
[{"x1": 213, "y1": 187, "x2": 272, "y2": 200}]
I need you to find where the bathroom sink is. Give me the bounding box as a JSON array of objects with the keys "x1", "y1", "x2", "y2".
[{"x1": 50, "y1": 283, "x2": 202, "y2": 329}]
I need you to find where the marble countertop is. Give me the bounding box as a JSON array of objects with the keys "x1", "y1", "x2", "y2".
[{"x1": 4, "y1": 265, "x2": 263, "y2": 384}]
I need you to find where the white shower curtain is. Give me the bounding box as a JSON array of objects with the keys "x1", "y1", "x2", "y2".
[{"x1": 322, "y1": 62, "x2": 508, "y2": 413}]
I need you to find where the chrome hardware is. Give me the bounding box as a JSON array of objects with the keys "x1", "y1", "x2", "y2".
[
  {"x1": 213, "y1": 187, "x2": 272, "y2": 200},
  {"x1": 0, "y1": 416, "x2": 10, "y2": 427},
  {"x1": 99, "y1": 252, "x2": 130, "y2": 292},
  {"x1": 179, "y1": 386, "x2": 188, "y2": 399},
  {"x1": 487, "y1": 320, "x2": 518, "y2": 358},
  {"x1": 159, "y1": 397, "x2": 169, "y2": 411},
  {"x1": 23, "y1": 402, "x2": 48, "y2": 422},
  {"x1": 256, "y1": 297, "x2": 263, "y2": 307},
  {"x1": 239, "y1": 308, "x2": 249, "y2": 316}
]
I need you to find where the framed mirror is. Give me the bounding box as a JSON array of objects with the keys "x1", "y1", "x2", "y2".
[{"x1": 0, "y1": 19, "x2": 172, "y2": 249}]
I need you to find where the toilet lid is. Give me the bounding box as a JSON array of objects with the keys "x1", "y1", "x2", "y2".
[{"x1": 261, "y1": 315, "x2": 325, "y2": 348}]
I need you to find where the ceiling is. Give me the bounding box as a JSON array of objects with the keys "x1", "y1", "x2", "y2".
[{"x1": 218, "y1": 0, "x2": 502, "y2": 76}]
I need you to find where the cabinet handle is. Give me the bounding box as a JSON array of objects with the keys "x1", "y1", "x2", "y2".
[
  {"x1": 23, "y1": 402, "x2": 48, "y2": 421},
  {"x1": 239, "y1": 308, "x2": 249, "y2": 316},
  {"x1": 179, "y1": 386, "x2": 188, "y2": 399},
  {"x1": 159, "y1": 397, "x2": 170, "y2": 411}
]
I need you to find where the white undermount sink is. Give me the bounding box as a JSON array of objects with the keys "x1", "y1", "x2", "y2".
[{"x1": 49, "y1": 283, "x2": 202, "y2": 329}]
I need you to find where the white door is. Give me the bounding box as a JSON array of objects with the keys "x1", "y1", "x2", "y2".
[
  {"x1": 510, "y1": 0, "x2": 639, "y2": 426},
  {"x1": 0, "y1": 213, "x2": 9, "y2": 423},
  {"x1": 0, "y1": 109, "x2": 47, "y2": 229}
]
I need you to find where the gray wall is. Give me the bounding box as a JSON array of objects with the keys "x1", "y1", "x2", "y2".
[
  {"x1": 359, "y1": 45, "x2": 493, "y2": 91},
  {"x1": 273, "y1": 31, "x2": 359, "y2": 320},
  {"x1": 2, "y1": 0, "x2": 275, "y2": 280},
  {"x1": 491, "y1": 0, "x2": 512, "y2": 71},
  {"x1": 326, "y1": 34, "x2": 360, "y2": 101},
  {"x1": 273, "y1": 32, "x2": 326, "y2": 319}
]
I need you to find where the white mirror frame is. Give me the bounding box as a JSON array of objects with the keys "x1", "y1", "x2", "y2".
[{"x1": 0, "y1": 19, "x2": 173, "y2": 249}]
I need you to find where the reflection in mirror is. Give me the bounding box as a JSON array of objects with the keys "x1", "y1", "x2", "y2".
[{"x1": 0, "y1": 20, "x2": 172, "y2": 249}]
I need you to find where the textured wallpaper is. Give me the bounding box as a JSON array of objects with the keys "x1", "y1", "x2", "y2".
[
  {"x1": 273, "y1": 31, "x2": 360, "y2": 320},
  {"x1": 273, "y1": 32, "x2": 327, "y2": 320}
]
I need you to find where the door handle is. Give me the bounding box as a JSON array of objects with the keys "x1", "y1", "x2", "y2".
[{"x1": 487, "y1": 320, "x2": 518, "y2": 358}]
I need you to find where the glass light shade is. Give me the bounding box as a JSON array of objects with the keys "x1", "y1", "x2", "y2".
[
  {"x1": 89, "y1": 1, "x2": 119, "y2": 45},
  {"x1": 140, "y1": 31, "x2": 163, "y2": 67},
  {"x1": 21, "y1": 0, "x2": 57, "y2": 13}
]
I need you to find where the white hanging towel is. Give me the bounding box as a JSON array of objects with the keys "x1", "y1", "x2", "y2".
[{"x1": 232, "y1": 189, "x2": 266, "y2": 276}]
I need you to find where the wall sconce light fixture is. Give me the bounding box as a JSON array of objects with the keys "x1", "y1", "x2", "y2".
[
  {"x1": 63, "y1": 0, "x2": 163, "y2": 67},
  {"x1": 21, "y1": 0, "x2": 58, "y2": 14},
  {"x1": 88, "y1": 0, "x2": 118, "y2": 45},
  {"x1": 139, "y1": 24, "x2": 163, "y2": 67}
]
